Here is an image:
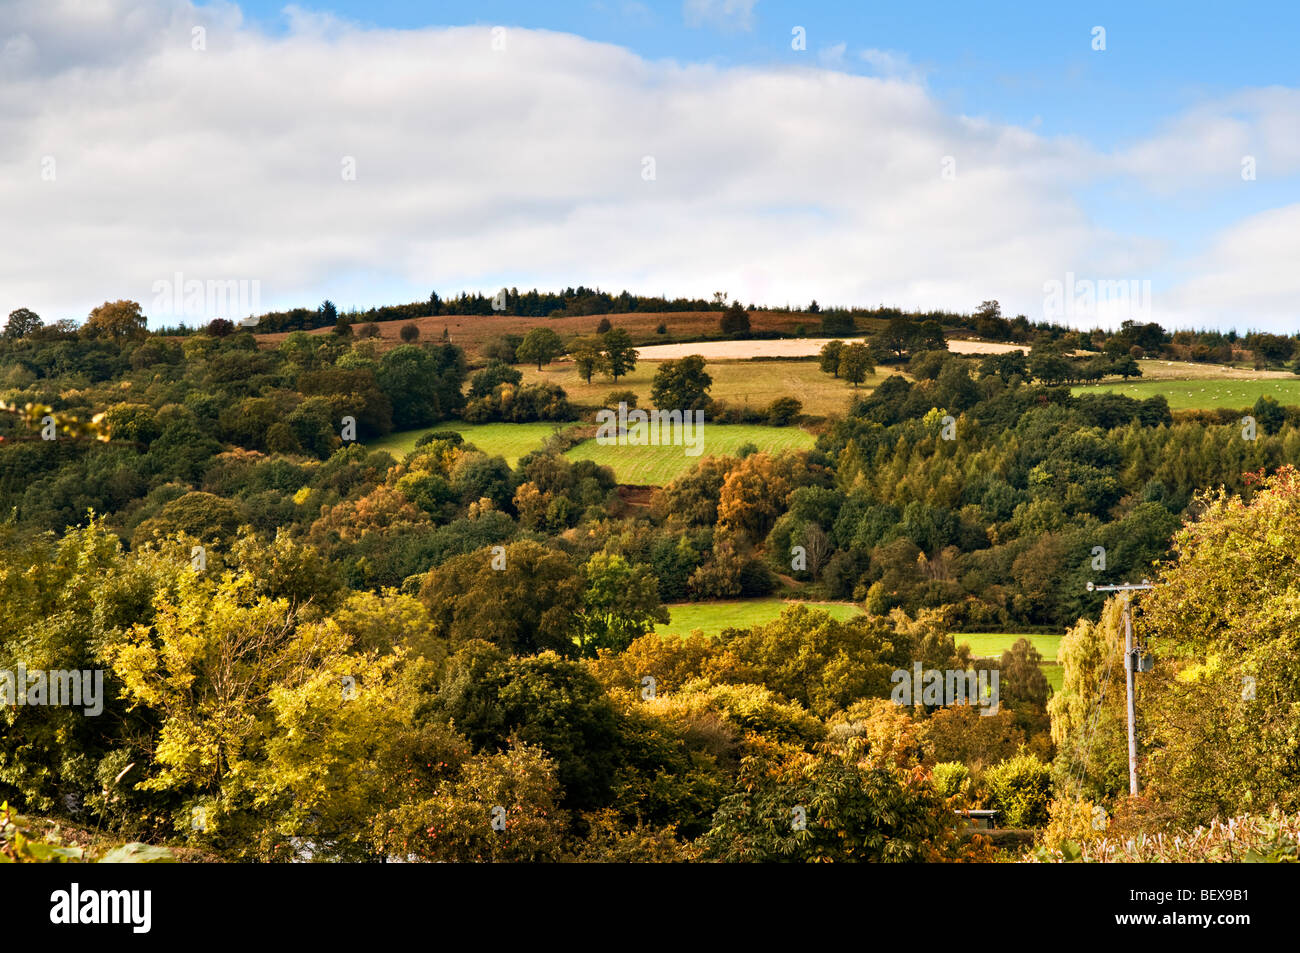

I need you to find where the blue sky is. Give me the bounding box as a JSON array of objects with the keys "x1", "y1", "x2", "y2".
[
  {"x1": 227, "y1": 0, "x2": 1297, "y2": 142},
  {"x1": 3, "y1": 0, "x2": 1298, "y2": 330},
  {"x1": 220, "y1": 0, "x2": 1300, "y2": 296}
]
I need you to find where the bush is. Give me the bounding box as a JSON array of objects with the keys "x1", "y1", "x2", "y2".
[
  {"x1": 415, "y1": 430, "x2": 464, "y2": 449},
  {"x1": 595, "y1": 318, "x2": 612, "y2": 334},
  {"x1": 604, "y1": 390, "x2": 637, "y2": 409},
  {"x1": 463, "y1": 381, "x2": 575, "y2": 423},
  {"x1": 470, "y1": 361, "x2": 523, "y2": 398},
  {"x1": 399, "y1": 323, "x2": 419, "y2": 343},
  {"x1": 655, "y1": 323, "x2": 667, "y2": 335},
  {"x1": 766, "y1": 396, "x2": 802, "y2": 426},
  {"x1": 931, "y1": 762, "x2": 970, "y2": 800},
  {"x1": 983, "y1": 750, "x2": 1053, "y2": 827}
]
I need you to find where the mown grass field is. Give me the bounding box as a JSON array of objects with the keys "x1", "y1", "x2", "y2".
[
  {"x1": 1072, "y1": 377, "x2": 1300, "y2": 410},
  {"x1": 566, "y1": 423, "x2": 816, "y2": 485},
  {"x1": 654, "y1": 599, "x2": 864, "y2": 638},
  {"x1": 956, "y1": 632, "x2": 1063, "y2": 694},
  {"x1": 656, "y1": 601, "x2": 1064, "y2": 693},
  {"x1": 954, "y1": 633, "x2": 1061, "y2": 662},
  {"x1": 370, "y1": 420, "x2": 814, "y2": 484},
  {"x1": 368, "y1": 420, "x2": 567, "y2": 464},
  {"x1": 521, "y1": 359, "x2": 888, "y2": 419}
]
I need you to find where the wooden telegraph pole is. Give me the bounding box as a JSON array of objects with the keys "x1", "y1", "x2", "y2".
[{"x1": 1087, "y1": 579, "x2": 1155, "y2": 796}]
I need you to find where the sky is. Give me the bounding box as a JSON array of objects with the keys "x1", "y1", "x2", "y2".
[{"x1": 2, "y1": 0, "x2": 1298, "y2": 331}]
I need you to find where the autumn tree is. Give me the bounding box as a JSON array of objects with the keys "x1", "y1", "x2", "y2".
[
  {"x1": 418, "y1": 540, "x2": 584, "y2": 656},
  {"x1": 1139, "y1": 467, "x2": 1300, "y2": 821},
  {"x1": 85, "y1": 300, "x2": 147, "y2": 340}
]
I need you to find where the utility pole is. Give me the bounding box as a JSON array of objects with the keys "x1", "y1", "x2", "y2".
[{"x1": 1087, "y1": 580, "x2": 1154, "y2": 796}]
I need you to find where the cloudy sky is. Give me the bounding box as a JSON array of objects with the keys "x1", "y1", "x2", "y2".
[{"x1": 2, "y1": 0, "x2": 1297, "y2": 331}]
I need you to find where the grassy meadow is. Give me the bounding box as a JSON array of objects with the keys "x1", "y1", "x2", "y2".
[
  {"x1": 521, "y1": 358, "x2": 888, "y2": 419},
  {"x1": 368, "y1": 420, "x2": 568, "y2": 465},
  {"x1": 654, "y1": 599, "x2": 1064, "y2": 693},
  {"x1": 566, "y1": 422, "x2": 816, "y2": 485}
]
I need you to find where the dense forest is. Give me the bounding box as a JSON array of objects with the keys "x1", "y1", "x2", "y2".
[{"x1": 2, "y1": 296, "x2": 1299, "y2": 862}]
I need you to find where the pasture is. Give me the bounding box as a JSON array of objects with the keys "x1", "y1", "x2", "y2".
[
  {"x1": 1072, "y1": 376, "x2": 1300, "y2": 410},
  {"x1": 368, "y1": 420, "x2": 567, "y2": 464},
  {"x1": 655, "y1": 599, "x2": 864, "y2": 638},
  {"x1": 656, "y1": 602, "x2": 1064, "y2": 693},
  {"x1": 566, "y1": 422, "x2": 816, "y2": 485},
  {"x1": 521, "y1": 358, "x2": 887, "y2": 418}
]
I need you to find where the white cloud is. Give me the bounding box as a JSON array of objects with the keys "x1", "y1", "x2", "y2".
[
  {"x1": 858, "y1": 48, "x2": 925, "y2": 83},
  {"x1": 817, "y1": 43, "x2": 847, "y2": 68},
  {"x1": 683, "y1": 0, "x2": 757, "y2": 33},
  {"x1": 1161, "y1": 203, "x2": 1300, "y2": 333},
  {"x1": 1110, "y1": 88, "x2": 1300, "y2": 193},
  {"x1": 0, "y1": 0, "x2": 1295, "y2": 332}
]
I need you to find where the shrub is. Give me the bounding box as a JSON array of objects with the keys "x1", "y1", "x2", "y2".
[
  {"x1": 931, "y1": 762, "x2": 970, "y2": 800},
  {"x1": 399, "y1": 323, "x2": 419, "y2": 343},
  {"x1": 604, "y1": 390, "x2": 637, "y2": 409},
  {"x1": 983, "y1": 750, "x2": 1053, "y2": 827},
  {"x1": 470, "y1": 361, "x2": 523, "y2": 398},
  {"x1": 766, "y1": 396, "x2": 802, "y2": 426}
]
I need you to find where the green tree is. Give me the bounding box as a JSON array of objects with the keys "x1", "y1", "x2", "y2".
[
  {"x1": 516, "y1": 327, "x2": 564, "y2": 371},
  {"x1": 700, "y1": 745, "x2": 962, "y2": 862},
  {"x1": 3, "y1": 308, "x2": 41, "y2": 339},
  {"x1": 570, "y1": 340, "x2": 603, "y2": 384},
  {"x1": 602, "y1": 328, "x2": 638, "y2": 381},
  {"x1": 575, "y1": 553, "x2": 669, "y2": 656},
  {"x1": 418, "y1": 541, "x2": 583, "y2": 656},
  {"x1": 719, "y1": 301, "x2": 750, "y2": 335},
  {"x1": 650, "y1": 355, "x2": 712, "y2": 410},
  {"x1": 838, "y1": 342, "x2": 873, "y2": 388},
  {"x1": 377, "y1": 344, "x2": 467, "y2": 430},
  {"x1": 818, "y1": 339, "x2": 844, "y2": 377},
  {"x1": 983, "y1": 750, "x2": 1053, "y2": 827},
  {"x1": 469, "y1": 361, "x2": 523, "y2": 398}
]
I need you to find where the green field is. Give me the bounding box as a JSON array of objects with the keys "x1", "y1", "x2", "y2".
[
  {"x1": 567, "y1": 423, "x2": 816, "y2": 485},
  {"x1": 370, "y1": 420, "x2": 815, "y2": 484},
  {"x1": 955, "y1": 633, "x2": 1063, "y2": 694},
  {"x1": 655, "y1": 599, "x2": 863, "y2": 637},
  {"x1": 1072, "y1": 378, "x2": 1300, "y2": 410},
  {"x1": 656, "y1": 602, "x2": 1064, "y2": 693},
  {"x1": 368, "y1": 421, "x2": 567, "y2": 464},
  {"x1": 953, "y1": 633, "x2": 1061, "y2": 662}
]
